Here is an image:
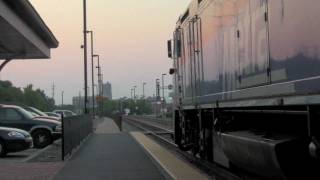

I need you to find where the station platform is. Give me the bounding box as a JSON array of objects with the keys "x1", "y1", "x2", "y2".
[{"x1": 53, "y1": 118, "x2": 208, "y2": 180}]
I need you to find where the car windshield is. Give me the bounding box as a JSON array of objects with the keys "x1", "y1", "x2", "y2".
[
  {"x1": 29, "y1": 107, "x2": 48, "y2": 116},
  {"x1": 16, "y1": 107, "x2": 35, "y2": 119}
]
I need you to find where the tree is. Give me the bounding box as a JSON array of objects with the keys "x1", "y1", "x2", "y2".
[{"x1": 0, "y1": 80, "x2": 55, "y2": 111}]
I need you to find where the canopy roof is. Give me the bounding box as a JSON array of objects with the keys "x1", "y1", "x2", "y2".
[{"x1": 0, "y1": 0, "x2": 59, "y2": 60}]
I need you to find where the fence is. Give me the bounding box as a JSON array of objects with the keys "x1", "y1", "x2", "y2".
[
  {"x1": 62, "y1": 115, "x2": 93, "y2": 160},
  {"x1": 109, "y1": 114, "x2": 123, "y2": 131}
]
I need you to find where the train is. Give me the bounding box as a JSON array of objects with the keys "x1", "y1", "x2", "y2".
[{"x1": 167, "y1": 0, "x2": 320, "y2": 179}]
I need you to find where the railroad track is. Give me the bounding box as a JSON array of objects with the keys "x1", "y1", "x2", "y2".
[{"x1": 123, "y1": 116, "x2": 247, "y2": 180}]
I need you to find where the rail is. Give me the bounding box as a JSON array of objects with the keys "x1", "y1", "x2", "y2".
[{"x1": 123, "y1": 115, "x2": 244, "y2": 180}]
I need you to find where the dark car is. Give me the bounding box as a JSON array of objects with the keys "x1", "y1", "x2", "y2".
[
  {"x1": 0, "y1": 105, "x2": 61, "y2": 149},
  {"x1": 22, "y1": 106, "x2": 61, "y2": 122},
  {"x1": 0, "y1": 127, "x2": 33, "y2": 157}
]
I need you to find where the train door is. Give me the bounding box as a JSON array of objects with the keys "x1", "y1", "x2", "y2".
[
  {"x1": 173, "y1": 28, "x2": 184, "y2": 106},
  {"x1": 237, "y1": 0, "x2": 270, "y2": 89},
  {"x1": 189, "y1": 16, "x2": 203, "y2": 103}
]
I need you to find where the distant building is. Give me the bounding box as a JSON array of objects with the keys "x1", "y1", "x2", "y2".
[
  {"x1": 72, "y1": 96, "x2": 96, "y2": 114},
  {"x1": 102, "y1": 82, "x2": 112, "y2": 100}
]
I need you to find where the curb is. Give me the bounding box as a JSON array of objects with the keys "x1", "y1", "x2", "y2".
[
  {"x1": 23, "y1": 139, "x2": 61, "y2": 163},
  {"x1": 130, "y1": 133, "x2": 174, "y2": 180},
  {"x1": 62, "y1": 133, "x2": 92, "y2": 162}
]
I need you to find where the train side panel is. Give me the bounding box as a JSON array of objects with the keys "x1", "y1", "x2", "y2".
[
  {"x1": 176, "y1": 0, "x2": 320, "y2": 107},
  {"x1": 171, "y1": 0, "x2": 320, "y2": 179}
]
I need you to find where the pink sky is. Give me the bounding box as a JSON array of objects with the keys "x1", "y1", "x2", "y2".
[{"x1": 1, "y1": 0, "x2": 190, "y2": 104}]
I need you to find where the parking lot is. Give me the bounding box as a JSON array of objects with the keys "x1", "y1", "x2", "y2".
[{"x1": 1, "y1": 149, "x2": 38, "y2": 163}]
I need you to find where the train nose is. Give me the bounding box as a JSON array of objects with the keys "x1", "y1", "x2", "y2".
[{"x1": 309, "y1": 138, "x2": 320, "y2": 159}]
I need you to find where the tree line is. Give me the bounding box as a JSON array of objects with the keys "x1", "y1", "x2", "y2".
[{"x1": 0, "y1": 80, "x2": 55, "y2": 111}]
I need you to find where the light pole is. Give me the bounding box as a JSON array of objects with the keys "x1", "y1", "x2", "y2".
[
  {"x1": 133, "y1": 86, "x2": 137, "y2": 100},
  {"x1": 83, "y1": 0, "x2": 88, "y2": 114},
  {"x1": 61, "y1": 91, "x2": 64, "y2": 107},
  {"x1": 93, "y1": 54, "x2": 102, "y2": 115},
  {"x1": 93, "y1": 54, "x2": 101, "y2": 97},
  {"x1": 162, "y1": 74, "x2": 167, "y2": 103},
  {"x1": 86, "y1": 30, "x2": 95, "y2": 115},
  {"x1": 142, "y1": 82, "x2": 147, "y2": 99},
  {"x1": 161, "y1": 74, "x2": 167, "y2": 119},
  {"x1": 130, "y1": 89, "x2": 134, "y2": 99},
  {"x1": 156, "y1": 79, "x2": 160, "y2": 101},
  {"x1": 155, "y1": 78, "x2": 160, "y2": 117}
]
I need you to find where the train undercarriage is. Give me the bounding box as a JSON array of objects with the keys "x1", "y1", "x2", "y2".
[{"x1": 174, "y1": 105, "x2": 320, "y2": 179}]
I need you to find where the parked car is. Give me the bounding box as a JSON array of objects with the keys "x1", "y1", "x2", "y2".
[
  {"x1": 53, "y1": 110, "x2": 77, "y2": 118},
  {"x1": 45, "y1": 112, "x2": 61, "y2": 119},
  {"x1": 22, "y1": 106, "x2": 61, "y2": 122},
  {"x1": 0, "y1": 104, "x2": 61, "y2": 148},
  {"x1": 0, "y1": 127, "x2": 33, "y2": 157}
]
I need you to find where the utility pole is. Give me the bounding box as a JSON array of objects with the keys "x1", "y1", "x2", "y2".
[
  {"x1": 131, "y1": 89, "x2": 133, "y2": 99},
  {"x1": 52, "y1": 83, "x2": 55, "y2": 101},
  {"x1": 83, "y1": 0, "x2": 89, "y2": 114},
  {"x1": 162, "y1": 74, "x2": 166, "y2": 103},
  {"x1": 133, "y1": 86, "x2": 137, "y2": 101},
  {"x1": 156, "y1": 79, "x2": 160, "y2": 101},
  {"x1": 61, "y1": 91, "x2": 64, "y2": 107},
  {"x1": 155, "y1": 79, "x2": 160, "y2": 117},
  {"x1": 93, "y1": 54, "x2": 103, "y2": 115},
  {"x1": 93, "y1": 55, "x2": 101, "y2": 97},
  {"x1": 87, "y1": 30, "x2": 95, "y2": 115},
  {"x1": 79, "y1": 91, "x2": 81, "y2": 114},
  {"x1": 143, "y1": 82, "x2": 147, "y2": 99},
  {"x1": 161, "y1": 74, "x2": 167, "y2": 119}
]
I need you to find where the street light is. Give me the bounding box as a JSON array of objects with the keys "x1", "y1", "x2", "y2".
[
  {"x1": 130, "y1": 88, "x2": 134, "y2": 99},
  {"x1": 93, "y1": 54, "x2": 103, "y2": 115},
  {"x1": 142, "y1": 82, "x2": 147, "y2": 99},
  {"x1": 156, "y1": 78, "x2": 160, "y2": 101},
  {"x1": 61, "y1": 91, "x2": 64, "y2": 107},
  {"x1": 162, "y1": 74, "x2": 167, "y2": 102},
  {"x1": 86, "y1": 30, "x2": 95, "y2": 115},
  {"x1": 83, "y1": 0, "x2": 89, "y2": 114},
  {"x1": 161, "y1": 74, "x2": 167, "y2": 119},
  {"x1": 93, "y1": 54, "x2": 101, "y2": 97},
  {"x1": 133, "y1": 86, "x2": 137, "y2": 100}
]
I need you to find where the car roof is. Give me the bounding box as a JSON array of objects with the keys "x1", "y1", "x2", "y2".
[{"x1": 0, "y1": 104, "x2": 22, "y2": 109}]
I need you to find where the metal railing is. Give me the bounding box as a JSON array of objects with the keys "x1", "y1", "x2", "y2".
[{"x1": 62, "y1": 115, "x2": 93, "y2": 160}]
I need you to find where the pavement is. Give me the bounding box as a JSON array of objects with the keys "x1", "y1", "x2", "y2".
[
  {"x1": 53, "y1": 117, "x2": 166, "y2": 180},
  {"x1": 0, "y1": 140, "x2": 64, "y2": 180},
  {"x1": 0, "y1": 117, "x2": 209, "y2": 180},
  {"x1": 0, "y1": 148, "x2": 38, "y2": 163},
  {"x1": 0, "y1": 162, "x2": 64, "y2": 180}
]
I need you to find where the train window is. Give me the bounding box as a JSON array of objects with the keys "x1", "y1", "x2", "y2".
[
  {"x1": 167, "y1": 40, "x2": 172, "y2": 58},
  {"x1": 176, "y1": 39, "x2": 181, "y2": 58}
]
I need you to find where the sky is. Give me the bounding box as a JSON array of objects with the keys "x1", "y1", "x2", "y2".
[{"x1": 0, "y1": 0, "x2": 190, "y2": 105}]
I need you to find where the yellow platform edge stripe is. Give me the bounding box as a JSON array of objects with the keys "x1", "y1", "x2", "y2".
[{"x1": 130, "y1": 132, "x2": 209, "y2": 180}]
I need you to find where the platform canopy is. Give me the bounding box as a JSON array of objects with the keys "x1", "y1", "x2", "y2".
[{"x1": 0, "y1": 0, "x2": 58, "y2": 60}]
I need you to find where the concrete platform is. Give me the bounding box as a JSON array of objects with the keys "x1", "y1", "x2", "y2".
[
  {"x1": 53, "y1": 118, "x2": 209, "y2": 180},
  {"x1": 53, "y1": 133, "x2": 165, "y2": 180},
  {"x1": 95, "y1": 117, "x2": 120, "y2": 134}
]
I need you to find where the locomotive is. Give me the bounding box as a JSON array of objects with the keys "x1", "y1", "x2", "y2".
[{"x1": 167, "y1": 0, "x2": 320, "y2": 179}]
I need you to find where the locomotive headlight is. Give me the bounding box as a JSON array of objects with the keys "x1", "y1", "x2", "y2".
[{"x1": 309, "y1": 139, "x2": 320, "y2": 159}]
